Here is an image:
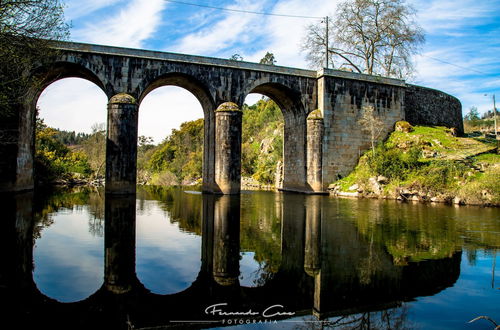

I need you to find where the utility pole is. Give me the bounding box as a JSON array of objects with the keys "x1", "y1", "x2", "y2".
[
  {"x1": 325, "y1": 16, "x2": 329, "y2": 69},
  {"x1": 493, "y1": 94, "x2": 498, "y2": 141}
]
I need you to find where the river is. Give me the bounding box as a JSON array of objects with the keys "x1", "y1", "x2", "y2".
[{"x1": 1, "y1": 186, "x2": 498, "y2": 329}]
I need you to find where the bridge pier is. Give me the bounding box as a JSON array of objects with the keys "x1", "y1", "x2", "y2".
[
  {"x1": 307, "y1": 110, "x2": 325, "y2": 193},
  {"x1": 105, "y1": 93, "x2": 138, "y2": 194},
  {"x1": 281, "y1": 115, "x2": 309, "y2": 193},
  {"x1": 0, "y1": 103, "x2": 35, "y2": 192},
  {"x1": 214, "y1": 102, "x2": 242, "y2": 195}
]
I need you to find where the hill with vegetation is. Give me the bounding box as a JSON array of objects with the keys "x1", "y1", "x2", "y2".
[{"x1": 330, "y1": 121, "x2": 499, "y2": 206}]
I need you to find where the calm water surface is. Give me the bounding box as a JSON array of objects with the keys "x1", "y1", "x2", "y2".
[{"x1": 0, "y1": 186, "x2": 498, "y2": 329}]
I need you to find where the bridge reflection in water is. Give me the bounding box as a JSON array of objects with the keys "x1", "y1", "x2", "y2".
[{"x1": 0, "y1": 188, "x2": 476, "y2": 329}]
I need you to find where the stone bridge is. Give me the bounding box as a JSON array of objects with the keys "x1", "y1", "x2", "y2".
[{"x1": 0, "y1": 41, "x2": 463, "y2": 194}]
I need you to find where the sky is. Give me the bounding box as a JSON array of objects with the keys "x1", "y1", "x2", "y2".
[{"x1": 37, "y1": 0, "x2": 500, "y2": 143}]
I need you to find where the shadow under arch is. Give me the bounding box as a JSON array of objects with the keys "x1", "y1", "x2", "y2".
[
  {"x1": 244, "y1": 82, "x2": 309, "y2": 192},
  {"x1": 138, "y1": 73, "x2": 217, "y2": 192}
]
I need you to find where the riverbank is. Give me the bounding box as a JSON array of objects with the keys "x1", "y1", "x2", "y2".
[{"x1": 328, "y1": 122, "x2": 499, "y2": 207}]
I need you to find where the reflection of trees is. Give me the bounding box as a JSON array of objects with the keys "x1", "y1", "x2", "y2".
[
  {"x1": 33, "y1": 186, "x2": 105, "y2": 238},
  {"x1": 240, "y1": 192, "x2": 282, "y2": 285},
  {"x1": 137, "y1": 185, "x2": 202, "y2": 235},
  {"x1": 331, "y1": 198, "x2": 500, "y2": 263},
  {"x1": 296, "y1": 306, "x2": 412, "y2": 330},
  {"x1": 87, "y1": 190, "x2": 105, "y2": 237}
]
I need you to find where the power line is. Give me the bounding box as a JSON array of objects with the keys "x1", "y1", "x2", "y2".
[
  {"x1": 163, "y1": 0, "x2": 322, "y2": 19},
  {"x1": 165, "y1": 1, "x2": 490, "y2": 77},
  {"x1": 420, "y1": 54, "x2": 488, "y2": 75}
]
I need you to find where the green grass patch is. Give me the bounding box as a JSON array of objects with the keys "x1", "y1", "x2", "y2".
[
  {"x1": 473, "y1": 152, "x2": 500, "y2": 164},
  {"x1": 333, "y1": 123, "x2": 499, "y2": 205}
]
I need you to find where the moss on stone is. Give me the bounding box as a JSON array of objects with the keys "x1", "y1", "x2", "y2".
[
  {"x1": 109, "y1": 93, "x2": 136, "y2": 105},
  {"x1": 215, "y1": 102, "x2": 241, "y2": 112},
  {"x1": 395, "y1": 120, "x2": 413, "y2": 133},
  {"x1": 307, "y1": 109, "x2": 323, "y2": 120}
]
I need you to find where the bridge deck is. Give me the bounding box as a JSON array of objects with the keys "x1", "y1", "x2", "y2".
[{"x1": 54, "y1": 41, "x2": 405, "y2": 86}]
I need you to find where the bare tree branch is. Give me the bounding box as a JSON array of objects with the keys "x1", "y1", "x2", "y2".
[{"x1": 301, "y1": 0, "x2": 424, "y2": 79}]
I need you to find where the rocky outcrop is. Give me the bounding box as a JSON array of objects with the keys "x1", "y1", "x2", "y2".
[{"x1": 328, "y1": 175, "x2": 498, "y2": 207}]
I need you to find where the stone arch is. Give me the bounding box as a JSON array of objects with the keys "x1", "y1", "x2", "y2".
[
  {"x1": 32, "y1": 61, "x2": 108, "y2": 103},
  {"x1": 138, "y1": 73, "x2": 217, "y2": 192},
  {"x1": 8, "y1": 61, "x2": 109, "y2": 192},
  {"x1": 245, "y1": 81, "x2": 306, "y2": 118},
  {"x1": 138, "y1": 72, "x2": 215, "y2": 113},
  {"x1": 243, "y1": 82, "x2": 309, "y2": 192}
]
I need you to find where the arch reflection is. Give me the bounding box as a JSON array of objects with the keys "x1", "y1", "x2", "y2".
[
  {"x1": 0, "y1": 188, "x2": 484, "y2": 329},
  {"x1": 32, "y1": 189, "x2": 104, "y2": 303}
]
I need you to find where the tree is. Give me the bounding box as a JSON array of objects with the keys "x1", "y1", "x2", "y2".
[
  {"x1": 464, "y1": 106, "x2": 480, "y2": 121},
  {"x1": 358, "y1": 105, "x2": 384, "y2": 155},
  {"x1": 229, "y1": 53, "x2": 244, "y2": 61},
  {"x1": 0, "y1": 0, "x2": 69, "y2": 116},
  {"x1": 81, "y1": 123, "x2": 106, "y2": 179},
  {"x1": 301, "y1": 0, "x2": 424, "y2": 78},
  {"x1": 34, "y1": 118, "x2": 91, "y2": 183},
  {"x1": 259, "y1": 52, "x2": 276, "y2": 65}
]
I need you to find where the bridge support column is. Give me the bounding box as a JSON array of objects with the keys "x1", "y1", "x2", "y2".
[
  {"x1": 307, "y1": 110, "x2": 324, "y2": 193},
  {"x1": 214, "y1": 102, "x2": 242, "y2": 194},
  {"x1": 0, "y1": 103, "x2": 35, "y2": 192},
  {"x1": 281, "y1": 115, "x2": 308, "y2": 193},
  {"x1": 213, "y1": 195, "x2": 240, "y2": 286},
  {"x1": 105, "y1": 93, "x2": 138, "y2": 194}
]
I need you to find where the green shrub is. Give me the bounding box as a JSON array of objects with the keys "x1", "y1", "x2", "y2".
[
  {"x1": 35, "y1": 119, "x2": 92, "y2": 183},
  {"x1": 367, "y1": 145, "x2": 421, "y2": 180},
  {"x1": 414, "y1": 161, "x2": 468, "y2": 192}
]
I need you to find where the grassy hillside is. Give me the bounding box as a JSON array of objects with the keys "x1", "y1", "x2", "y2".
[{"x1": 331, "y1": 122, "x2": 499, "y2": 206}]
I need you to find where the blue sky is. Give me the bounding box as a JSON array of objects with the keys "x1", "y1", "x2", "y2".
[{"x1": 37, "y1": 0, "x2": 500, "y2": 143}]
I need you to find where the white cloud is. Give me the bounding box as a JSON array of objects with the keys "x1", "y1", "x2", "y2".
[
  {"x1": 411, "y1": 0, "x2": 493, "y2": 33},
  {"x1": 64, "y1": 0, "x2": 124, "y2": 21},
  {"x1": 172, "y1": 0, "x2": 268, "y2": 56},
  {"x1": 409, "y1": 0, "x2": 500, "y2": 114},
  {"x1": 72, "y1": 0, "x2": 166, "y2": 48},
  {"x1": 37, "y1": 78, "x2": 108, "y2": 134},
  {"x1": 247, "y1": 0, "x2": 341, "y2": 68},
  {"x1": 138, "y1": 87, "x2": 204, "y2": 144}
]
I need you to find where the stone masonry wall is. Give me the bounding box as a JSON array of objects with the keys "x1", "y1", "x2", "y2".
[
  {"x1": 320, "y1": 73, "x2": 405, "y2": 187},
  {"x1": 405, "y1": 84, "x2": 463, "y2": 135}
]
